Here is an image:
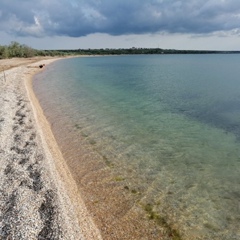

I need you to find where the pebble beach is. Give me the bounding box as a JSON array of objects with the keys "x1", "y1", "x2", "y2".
[{"x1": 0, "y1": 57, "x2": 102, "y2": 240}]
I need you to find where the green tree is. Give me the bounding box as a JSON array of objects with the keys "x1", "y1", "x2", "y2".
[
  {"x1": 22, "y1": 44, "x2": 36, "y2": 57},
  {"x1": 0, "y1": 45, "x2": 9, "y2": 59},
  {"x1": 8, "y1": 41, "x2": 21, "y2": 57}
]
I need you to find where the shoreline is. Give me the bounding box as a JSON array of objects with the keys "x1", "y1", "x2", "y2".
[
  {"x1": 0, "y1": 57, "x2": 102, "y2": 239},
  {"x1": 32, "y1": 58, "x2": 170, "y2": 239}
]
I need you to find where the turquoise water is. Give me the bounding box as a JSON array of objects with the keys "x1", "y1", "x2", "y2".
[{"x1": 34, "y1": 55, "x2": 240, "y2": 239}]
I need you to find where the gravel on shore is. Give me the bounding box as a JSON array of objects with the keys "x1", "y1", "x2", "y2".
[{"x1": 0, "y1": 58, "x2": 102, "y2": 240}]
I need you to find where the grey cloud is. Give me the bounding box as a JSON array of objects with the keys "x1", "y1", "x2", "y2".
[{"x1": 1, "y1": 0, "x2": 240, "y2": 38}]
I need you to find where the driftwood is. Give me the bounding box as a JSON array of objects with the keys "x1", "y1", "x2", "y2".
[{"x1": 39, "y1": 64, "x2": 45, "y2": 68}]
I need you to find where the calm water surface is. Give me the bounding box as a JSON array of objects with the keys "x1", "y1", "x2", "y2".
[{"x1": 34, "y1": 55, "x2": 240, "y2": 239}]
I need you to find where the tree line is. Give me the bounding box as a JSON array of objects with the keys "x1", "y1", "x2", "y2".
[
  {"x1": 0, "y1": 42, "x2": 72, "y2": 59},
  {"x1": 1, "y1": 41, "x2": 239, "y2": 59}
]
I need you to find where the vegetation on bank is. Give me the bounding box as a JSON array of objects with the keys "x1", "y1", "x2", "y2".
[
  {"x1": 67, "y1": 48, "x2": 240, "y2": 55},
  {"x1": 0, "y1": 41, "x2": 71, "y2": 59},
  {"x1": 1, "y1": 41, "x2": 240, "y2": 59}
]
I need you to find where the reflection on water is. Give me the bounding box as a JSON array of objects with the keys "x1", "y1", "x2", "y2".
[{"x1": 34, "y1": 55, "x2": 240, "y2": 239}]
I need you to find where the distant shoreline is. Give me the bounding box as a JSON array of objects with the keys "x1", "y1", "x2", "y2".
[{"x1": 41, "y1": 48, "x2": 240, "y2": 56}]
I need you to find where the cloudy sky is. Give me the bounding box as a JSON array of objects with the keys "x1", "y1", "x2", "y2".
[{"x1": 1, "y1": 0, "x2": 240, "y2": 50}]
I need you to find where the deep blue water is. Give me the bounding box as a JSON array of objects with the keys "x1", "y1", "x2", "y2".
[{"x1": 34, "y1": 55, "x2": 240, "y2": 239}]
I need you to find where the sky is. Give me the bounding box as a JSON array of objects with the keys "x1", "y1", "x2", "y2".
[{"x1": 0, "y1": 0, "x2": 240, "y2": 50}]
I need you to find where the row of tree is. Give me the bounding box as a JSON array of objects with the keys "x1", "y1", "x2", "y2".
[
  {"x1": 0, "y1": 42, "x2": 72, "y2": 59},
  {"x1": 75, "y1": 48, "x2": 230, "y2": 55},
  {"x1": 1, "y1": 41, "x2": 239, "y2": 59},
  {"x1": 0, "y1": 42, "x2": 38, "y2": 58}
]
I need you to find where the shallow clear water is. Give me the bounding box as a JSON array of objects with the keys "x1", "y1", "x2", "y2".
[{"x1": 34, "y1": 55, "x2": 240, "y2": 239}]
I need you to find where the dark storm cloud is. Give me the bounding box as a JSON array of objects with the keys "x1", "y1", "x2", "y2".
[{"x1": 1, "y1": 0, "x2": 240, "y2": 37}]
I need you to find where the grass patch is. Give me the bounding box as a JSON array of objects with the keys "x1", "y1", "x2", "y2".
[
  {"x1": 74, "y1": 124, "x2": 82, "y2": 129},
  {"x1": 204, "y1": 223, "x2": 219, "y2": 231},
  {"x1": 131, "y1": 189, "x2": 138, "y2": 194},
  {"x1": 89, "y1": 139, "x2": 96, "y2": 145},
  {"x1": 81, "y1": 132, "x2": 88, "y2": 137},
  {"x1": 102, "y1": 155, "x2": 114, "y2": 168},
  {"x1": 142, "y1": 203, "x2": 182, "y2": 240},
  {"x1": 114, "y1": 176, "x2": 125, "y2": 182}
]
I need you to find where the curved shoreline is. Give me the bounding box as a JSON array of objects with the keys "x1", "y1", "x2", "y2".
[
  {"x1": 0, "y1": 57, "x2": 102, "y2": 239},
  {"x1": 27, "y1": 58, "x2": 103, "y2": 240}
]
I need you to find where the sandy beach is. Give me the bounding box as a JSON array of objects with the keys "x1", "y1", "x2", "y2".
[{"x1": 0, "y1": 57, "x2": 102, "y2": 240}]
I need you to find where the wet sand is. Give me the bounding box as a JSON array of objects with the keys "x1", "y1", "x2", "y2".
[{"x1": 0, "y1": 57, "x2": 102, "y2": 239}]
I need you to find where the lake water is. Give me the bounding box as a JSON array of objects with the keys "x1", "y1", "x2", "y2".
[{"x1": 34, "y1": 55, "x2": 240, "y2": 239}]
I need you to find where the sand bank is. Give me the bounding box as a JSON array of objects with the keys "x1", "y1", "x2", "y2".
[{"x1": 0, "y1": 57, "x2": 102, "y2": 239}]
